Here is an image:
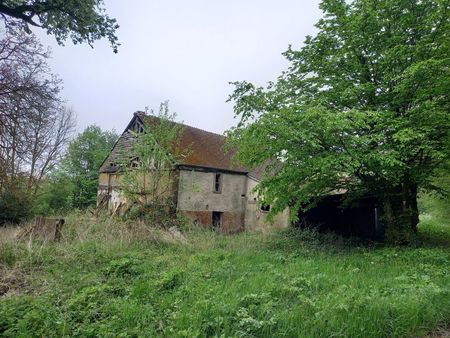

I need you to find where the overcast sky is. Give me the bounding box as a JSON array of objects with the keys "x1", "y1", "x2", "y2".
[{"x1": 35, "y1": 0, "x2": 322, "y2": 135}]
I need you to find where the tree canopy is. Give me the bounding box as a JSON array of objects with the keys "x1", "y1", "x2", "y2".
[
  {"x1": 0, "y1": 0, "x2": 119, "y2": 52},
  {"x1": 227, "y1": 0, "x2": 450, "y2": 243},
  {"x1": 64, "y1": 125, "x2": 118, "y2": 209},
  {"x1": 22, "y1": 125, "x2": 117, "y2": 216}
]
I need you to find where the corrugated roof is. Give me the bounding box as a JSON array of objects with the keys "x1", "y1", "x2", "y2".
[{"x1": 99, "y1": 112, "x2": 263, "y2": 179}]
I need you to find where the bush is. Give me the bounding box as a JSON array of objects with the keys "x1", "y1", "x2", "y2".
[
  {"x1": 419, "y1": 192, "x2": 450, "y2": 225},
  {"x1": 103, "y1": 257, "x2": 143, "y2": 278},
  {"x1": 123, "y1": 203, "x2": 188, "y2": 230},
  {"x1": 0, "y1": 184, "x2": 32, "y2": 224},
  {"x1": 32, "y1": 173, "x2": 74, "y2": 216}
]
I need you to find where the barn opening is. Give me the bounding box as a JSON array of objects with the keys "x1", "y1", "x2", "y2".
[{"x1": 296, "y1": 194, "x2": 383, "y2": 239}]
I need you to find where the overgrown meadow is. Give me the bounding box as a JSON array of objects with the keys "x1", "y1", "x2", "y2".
[{"x1": 0, "y1": 209, "x2": 449, "y2": 337}]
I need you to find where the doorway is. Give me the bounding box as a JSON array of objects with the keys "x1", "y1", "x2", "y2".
[{"x1": 212, "y1": 211, "x2": 222, "y2": 228}]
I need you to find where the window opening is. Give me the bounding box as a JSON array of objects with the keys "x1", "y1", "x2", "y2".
[
  {"x1": 214, "y1": 173, "x2": 222, "y2": 193},
  {"x1": 260, "y1": 204, "x2": 270, "y2": 212}
]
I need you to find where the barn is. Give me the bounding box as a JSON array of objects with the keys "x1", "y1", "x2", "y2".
[{"x1": 97, "y1": 112, "x2": 290, "y2": 233}]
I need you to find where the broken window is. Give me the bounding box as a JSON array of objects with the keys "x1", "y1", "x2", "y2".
[
  {"x1": 212, "y1": 211, "x2": 222, "y2": 228},
  {"x1": 131, "y1": 119, "x2": 144, "y2": 133},
  {"x1": 130, "y1": 156, "x2": 140, "y2": 168},
  {"x1": 260, "y1": 204, "x2": 270, "y2": 212},
  {"x1": 213, "y1": 173, "x2": 222, "y2": 193},
  {"x1": 109, "y1": 161, "x2": 121, "y2": 168}
]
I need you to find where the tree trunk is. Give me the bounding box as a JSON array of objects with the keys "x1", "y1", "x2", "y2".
[{"x1": 382, "y1": 180, "x2": 419, "y2": 244}]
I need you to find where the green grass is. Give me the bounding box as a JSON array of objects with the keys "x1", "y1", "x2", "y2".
[{"x1": 0, "y1": 212, "x2": 449, "y2": 337}]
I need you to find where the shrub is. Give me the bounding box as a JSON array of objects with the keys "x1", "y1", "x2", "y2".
[
  {"x1": 103, "y1": 257, "x2": 143, "y2": 278},
  {"x1": 32, "y1": 173, "x2": 74, "y2": 216},
  {"x1": 0, "y1": 184, "x2": 32, "y2": 224}
]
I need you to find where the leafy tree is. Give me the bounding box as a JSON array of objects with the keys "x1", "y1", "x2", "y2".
[
  {"x1": 227, "y1": 0, "x2": 450, "y2": 243},
  {"x1": 0, "y1": 177, "x2": 31, "y2": 224},
  {"x1": 119, "y1": 102, "x2": 188, "y2": 225},
  {"x1": 0, "y1": 0, "x2": 119, "y2": 52},
  {"x1": 32, "y1": 171, "x2": 74, "y2": 215},
  {"x1": 64, "y1": 125, "x2": 117, "y2": 209}
]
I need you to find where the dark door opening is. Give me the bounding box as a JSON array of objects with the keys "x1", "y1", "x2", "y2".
[
  {"x1": 296, "y1": 194, "x2": 382, "y2": 239},
  {"x1": 212, "y1": 211, "x2": 222, "y2": 228}
]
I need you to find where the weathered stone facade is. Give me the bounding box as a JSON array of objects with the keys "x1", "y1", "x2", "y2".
[
  {"x1": 97, "y1": 112, "x2": 291, "y2": 231},
  {"x1": 244, "y1": 177, "x2": 290, "y2": 232},
  {"x1": 177, "y1": 169, "x2": 247, "y2": 232}
]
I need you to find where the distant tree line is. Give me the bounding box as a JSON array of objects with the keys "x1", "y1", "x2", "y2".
[{"x1": 32, "y1": 126, "x2": 118, "y2": 217}]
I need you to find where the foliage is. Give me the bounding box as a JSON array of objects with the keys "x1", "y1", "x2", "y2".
[
  {"x1": 0, "y1": 211, "x2": 449, "y2": 337},
  {"x1": 32, "y1": 171, "x2": 74, "y2": 216},
  {"x1": 0, "y1": 178, "x2": 31, "y2": 224},
  {"x1": 30, "y1": 125, "x2": 117, "y2": 215},
  {"x1": 419, "y1": 163, "x2": 450, "y2": 226},
  {"x1": 103, "y1": 257, "x2": 143, "y2": 278},
  {"x1": 63, "y1": 125, "x2": 117, "y2": 210},
  {"x1": 226, "y1": 0, "x2": 450, "y2": 243},
  {"x1": 0, "y1": 0, "x2": 119, "y2": 52},
  {"x1": 119, "y1": 102, "x2": 188, "y2": 226}
]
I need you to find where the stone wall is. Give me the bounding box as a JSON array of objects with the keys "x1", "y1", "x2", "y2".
[
  {"x1": 177, "y1": 169, "x2": 247, "y2": 231},
  {"x1": 244, "y1": 177, "x2": 290, "y2": 231},
  {"x1": 181, "y1": 210, "x2": 212, "y2": 226},
  {"x1": 179, "y1": 210, "x2": 244, "y2": 233},
  {"x1": 98, "y1": 168, "x2": 290, "y2": 232},
  {"x1": 221, "y1": 212, "x2": 245, "y2": 233}
]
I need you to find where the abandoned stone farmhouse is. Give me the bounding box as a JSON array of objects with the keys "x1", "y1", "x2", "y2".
[{"x1": 97, "y1": 112, "x2": 290, "y2": 232}]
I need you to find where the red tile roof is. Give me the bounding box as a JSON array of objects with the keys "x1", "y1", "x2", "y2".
[{"x1": 139, "y1": 112, "x2": 247, "y2": 173}]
